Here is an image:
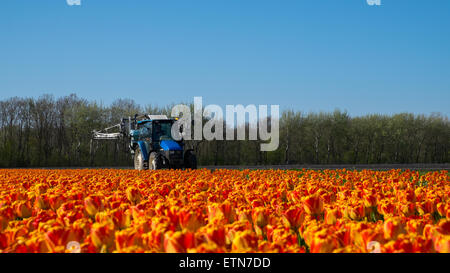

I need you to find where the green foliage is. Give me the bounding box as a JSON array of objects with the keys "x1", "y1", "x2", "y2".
[{"x1": 0, "y1": 95, "x2": 448, "y2": 167}]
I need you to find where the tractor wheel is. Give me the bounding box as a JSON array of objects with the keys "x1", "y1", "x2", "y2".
[
  {"x1": 149, "y1": 152, "x2": 163, "y2": 170},
  {"x1": 134, "y1": 147, "x2": 147, "y2": 170},
  {"x1": 184, "y1": 151, "x2": 197, "y2": 170}
]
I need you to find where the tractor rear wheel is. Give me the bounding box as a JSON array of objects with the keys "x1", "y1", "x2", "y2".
[
  {"x1": 134, "y1": 147, "x2": 147, "y2": 170},
  {"x1": 149, "y1": 152, "x2": 163, "y2": 170},
  {"x1": 184, "y1": 151, "x2": 197, "y2": 169}
]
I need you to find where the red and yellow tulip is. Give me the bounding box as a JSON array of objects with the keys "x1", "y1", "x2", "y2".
[{"x1": 0, "y1": 169, "x2": 448, "y2": 253}]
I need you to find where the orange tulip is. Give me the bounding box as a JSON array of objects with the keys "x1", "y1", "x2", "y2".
[
  {"x1": 24, "y1": 236, "x2": 49, "y2": 253},
  {"x1": 324, "y1": 208, "x2": 338, "y2": 225},
  {"x1": 378, "y1": 200, "x2": 396, "y2": 217},
  {"x1": 142, "y1": 229, "x2": 165, "y2": 252},
  {"x1": 207, "y1": 202, "x2": 235, "y2": 223},
  {"x1": 398, "y1": 202, "x2": 416, "y2": 217},
  {"x1": 406, "y1": 219, "x2": 428, "y2": 235},
  {"x1": 115, "y1": 229, "x2": 142, "y2": 251},
  {"x1": 436, "y1": 219, "x2": 450, "y2": 235},
  {"x1": 84, "y1": 195, "x2": 104, "y2": 217},
  {"x1": 226, "y1": 220, "x2": 253, "y2": 245},
  {"x1": 90, "y1": 221, "x2": 115, "y2": 250},
  {"x1": 363, "y1": 189, "x2": 377, "y2": 207},
  {"x1": 0, "y1": 215, "x2": 9, "y2": 232},
  {"x1": 436, "y1": 202, "x2": 448, "y2": 218},
  {"x1": 252, "y1": 207, "x2": 269, "y2": 228},
  {"x1": 14, "y1": 201, "x2": 32, "y2": 218},
  {"x1": 231, "y1": 230, "x2": 258, "y2": 252},
  {"x1": 48, "y1": 195, "x2": 64, "y2": 210},
  {"x1": 432, "y1": 235, "x2": 450, "y2": 253},
  {"x1": 0, "y1": 232, "x2": 10, "y2": 250},
  {"x1": 126, "y1": 187, "x2": 142, "y2": 204},
  {"x1": 163, "y1": 230, "x2": 195, "y2": 253},
  {"x1": 303, "y1": 194, "x2": 324, "y2": 216},
  {"x1": 35, "y1": 183, "x2": 48, "y2": 195},
  {"x1": 111, "y1": 208, "x2": 131, "y2": 230},
  {"x1": 398, "y1": 188, "x2": 416, "y2": 203},
  {"x1": 44, "y1": 226, "x2": 71, "y2": 252},
  {"x1": 179, "y1": 208, "x2": 204, "y2": 231},
  {"x1": 344, "y1": 203, "x2": 365, "y2": 221},
  {"x1": 235, "y1": 207, "x2": 251, "y2": 222},
  {"x1": 34, "y1": 194, "x2": 50, "y2": 210},
  {"x1": 309, "y1": 233, "x2": 340, "y2": 253},
  {"x1": 203, "y1": 225, "x2": 226, "y2": 247},
  {"x1": 384, "y1": 217, "x2": 405, "y2": 240},
  {"x1": 282, "y1": 207, "x2": 305, "y2": 230}
]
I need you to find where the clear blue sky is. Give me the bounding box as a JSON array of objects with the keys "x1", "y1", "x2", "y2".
[{"x1": 0, "y1": 0, "x2": 449, "y2": 116}]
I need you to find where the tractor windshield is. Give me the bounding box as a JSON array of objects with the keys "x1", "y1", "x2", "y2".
[
  {"x1": 153, "y1": 120, "x2": 173, "y2": 141},
  {"x1": 140, "y1": 122, "x2": 152, "y2": 138}
]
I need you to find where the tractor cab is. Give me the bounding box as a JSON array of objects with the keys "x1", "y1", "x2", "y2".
[{"x1": 136, "y1": 119, "x2": 173, "y2": 141}]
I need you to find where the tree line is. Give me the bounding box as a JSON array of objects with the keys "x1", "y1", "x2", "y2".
[{"x1": 0, "y1": 94, "x2": 448, "y2": 167}]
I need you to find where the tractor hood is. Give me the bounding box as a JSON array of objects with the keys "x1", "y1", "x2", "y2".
[{"x1": 160, "y1": 140, "x2": 182, "y2": 151}]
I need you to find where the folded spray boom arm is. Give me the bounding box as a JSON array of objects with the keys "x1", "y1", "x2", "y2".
[
  {"x1": 92, "y1": 124, "x2": 123, "y2": 140},
  {"x1": 91, "y1": 116, "x2": 134, "y2": 141}
]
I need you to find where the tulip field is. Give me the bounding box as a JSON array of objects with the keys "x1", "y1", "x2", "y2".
[{"x1": 0, "y1": 168, "x2": 449, "y2": 253}]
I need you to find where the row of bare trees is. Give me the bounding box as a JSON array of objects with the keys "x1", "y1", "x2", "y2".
[
  {"x1": 276, "y1": 110, "x2": 448, "y2": 165},
  {"x1": 0, "y1": 94, "x2": 448, "y2": 167}
]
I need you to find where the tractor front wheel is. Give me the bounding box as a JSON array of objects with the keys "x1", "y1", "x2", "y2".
[{"x1": 134, "y1": 147, "x2": 148, "y2": 170}]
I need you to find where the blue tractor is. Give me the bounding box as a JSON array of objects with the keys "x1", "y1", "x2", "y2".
[{"x1": 91, "y1": 114, "x2": 197, "y2": 170}]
